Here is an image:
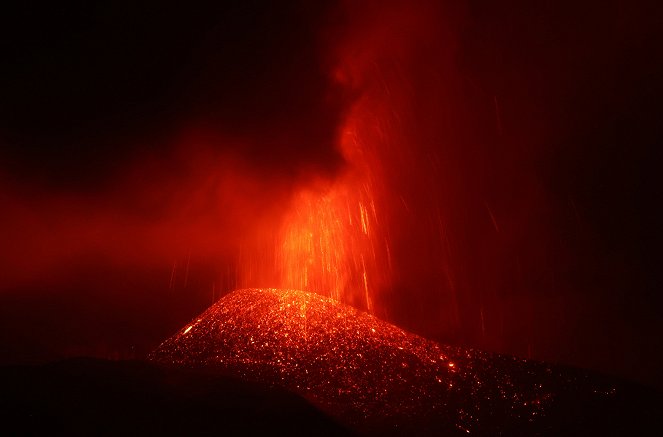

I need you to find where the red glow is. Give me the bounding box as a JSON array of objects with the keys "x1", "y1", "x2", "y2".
[
  {"x1": 150, "y1": 288, "x2": 563, "y2": 433},
  {"x1": 268, "y1": 95, "x2": 393, "y2": 311},
  {"x1": 236, "y1": 1, "x2": 447, "y2": 315}
]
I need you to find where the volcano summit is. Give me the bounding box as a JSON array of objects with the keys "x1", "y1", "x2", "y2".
[{"x1": 149, "y1": 288, "x2": 659, "y2": 435}]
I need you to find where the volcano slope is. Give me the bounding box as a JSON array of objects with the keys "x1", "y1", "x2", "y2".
[{"x1": 149, "y1": 288, "x2": 660, "y2": 435}]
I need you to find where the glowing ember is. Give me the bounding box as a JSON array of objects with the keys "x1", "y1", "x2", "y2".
[
  {"x1": 238, "y1": 89, "x2": 394, "y2": 312},
  {"x1": 273, "y1": 167, "x2": 388, "y2": 312},
  {"x1": 236, "y1": 5, "x2": 408, "y2": 313},
  {"x1": 149, "y1": 288, "x2": 620, "y2": 434}
]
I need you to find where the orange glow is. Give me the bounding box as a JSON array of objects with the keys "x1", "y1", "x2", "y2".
[
  {"x1": 236, "y1": 7, "x2": 422, "y2": 312},
  {"x1": 230, "y1": 1, "x2": 462, "y2": 334},
  {"x1": 149, "y1": 288, "x2": 568, "y2": 433},
  {"x1": 272, "y1": 117, "x2": 391, "y2": 311},
  {"x1": 236, "y1": 76, "x2": 404, "y2": 313}
]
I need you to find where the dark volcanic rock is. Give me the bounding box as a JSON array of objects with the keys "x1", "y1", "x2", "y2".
[
  {"x1": 149, "y1": 288, "x2": 662, "y2": 435},
  {"x1": 0, "y1": 358, "x2": 350, "y2": 436}
]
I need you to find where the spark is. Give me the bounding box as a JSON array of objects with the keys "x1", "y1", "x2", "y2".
[
  {"x1": 169, "y1": 261, "x2": 177, "y2": 291},
  {"x1": 485, "y1": 202, "x2": 500, "y2": 233}
]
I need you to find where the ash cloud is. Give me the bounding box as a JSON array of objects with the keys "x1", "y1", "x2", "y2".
[
  {"x1": 0, "y1": 1, "x2": 349, "y2": 278},
  {"x1": 0, "y1": 2, "x2": 350, "y2": 360}
]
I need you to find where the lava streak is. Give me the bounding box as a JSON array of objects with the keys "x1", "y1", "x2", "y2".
[{"x1": 273, "y1": 107, "x2": 392, "y2": 311}]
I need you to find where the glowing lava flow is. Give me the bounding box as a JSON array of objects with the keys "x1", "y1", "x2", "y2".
[{"x1": 149, "y1": 288, "x2": 620, "y2": 435}]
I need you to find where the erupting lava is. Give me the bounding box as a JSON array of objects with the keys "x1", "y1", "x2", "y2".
[
  {"x1": 238, "y1": 110, "x2": 391, "y2": 310},
  {"x1": 234, "y1": 2, "x2": 466, "y2": 326},
  {"x1": 237, "y1": 38, "x2": 406, "y2": 312},
  {"x1": 232, "y1": 2, "x2": 448, "y2": 313},
  {"x1": 272, "y1": 109, "x2": 392, "y2": 311}
]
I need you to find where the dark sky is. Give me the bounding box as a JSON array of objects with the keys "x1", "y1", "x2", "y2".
[
  {"x1": 0, "y1": 1, "x2": 344, "y2": 190},
  {"x1": 1, "y1": 1, "x2": 662, "y2": 388}
]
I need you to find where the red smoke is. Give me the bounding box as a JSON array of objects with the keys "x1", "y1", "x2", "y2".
[{"x1": 0, "y1": 140, "x2": 279, "y2": 288}]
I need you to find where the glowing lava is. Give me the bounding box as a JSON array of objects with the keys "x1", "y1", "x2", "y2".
[
  {"x1": 273, "y1": 120, "x2": 391, "y2": 312},
  {"x1": 235, "y1": 4, "x2": 420, "y2": 313},
  {"x1": 235, "y1": 96, "x2": 394, "y2": 312},
  {"x1": 149, "y1": 288, "x2": 620, "y2": 434}
]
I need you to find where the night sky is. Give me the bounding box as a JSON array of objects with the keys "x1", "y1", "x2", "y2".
[{"x1": 1, "y1": 1, "x2": 662, "y2": 388}]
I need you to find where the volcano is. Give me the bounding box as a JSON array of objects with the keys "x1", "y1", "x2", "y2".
[{"x1": 149, "y1": 288, "x2": 660, "y2": 435}]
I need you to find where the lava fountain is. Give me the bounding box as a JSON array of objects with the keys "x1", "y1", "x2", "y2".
[
  {"x1": 235, "y1": 52, "x2": 400, "y2": 312},
  {"x1": 237, "y1": 96, "x2": 388, "y2": 310},
  {"x1": 236, "y1": 1, "x2": 446, "y2": 317},
  {"x1": 271, "y1": 99, "x2": 393, "y2": 312}
]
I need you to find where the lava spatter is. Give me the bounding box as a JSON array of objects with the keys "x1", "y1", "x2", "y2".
[{"x1": 149, "y1": 288, "x2": 619, "y2": 434}]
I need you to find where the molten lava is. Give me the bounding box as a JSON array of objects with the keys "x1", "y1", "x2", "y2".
[
  {"x1": 272, "y1": 111, "x2": 392, "y2": 311},
  {"x1": 149, "y1": 288, "x2": 620, "y2": 434},
  {"x1": 234, "y1": 3, "x2": 434, "y2": 314}
]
